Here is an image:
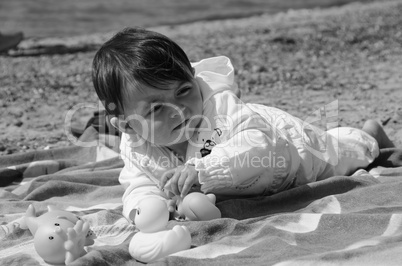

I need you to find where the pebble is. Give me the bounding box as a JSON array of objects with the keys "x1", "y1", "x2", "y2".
[
  {"x1": 14, "y1": 120, "x2": 23, "y2": 127},
  {"x1": 360, "y1": 84, "x2": 372, "y2": 90},
  {"x1": 5, "y1": 148, "x2": 15, "y2": 155},
  {"x1": 0, "y1": 100, "x2": 7, "y2": 107},
  {"x1": 392, "y1": 107, "x2": 402, "y2": 123},
  {"x1": 9, "y1": 108, "x2": 24, "y2": 118},
  {"x1": 393, "y1": 129, "x2": 402, "y2": 147},
  {"x1": 381, "y1": 116, "x2": 392, "y2": 126},
  {"x1": 251, "y1": 65, "x2": 267, "y2": 73}
]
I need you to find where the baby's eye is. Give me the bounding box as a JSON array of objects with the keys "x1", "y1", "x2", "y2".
[
  {"x1": 136, "y1": 208, "x2": 141, "y2": 215},
  {"x1": 177, "y1": 86, "x2": 191, "y2": 96},
  {"x1": 150, "y1": 104, "x2": 163, "y2": 114}
]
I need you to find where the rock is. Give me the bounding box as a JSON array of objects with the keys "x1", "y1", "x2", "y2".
[
  {"x1": 251, "y1": 65, "x2": 267, "y2": 73},
  {"x1": 393, "y1": 129, "x2": 402, "y2": 147},
  {"x1": 14, "y1": 120, "x2": 23, "y2": 127},
  {"x1": 0, "y1": 99, "x2": 7, "y2": 107},
  {"x1": 381, "y1": 116, "x2": 392, "y2": 126},
  {"x1": 271, "y1": 36, "x2": 297, "y2": 45},
  {"x1": 392, "y1": 107, "x2": 402, "y2": 124},
  {"x1": 5, "y1": 148, "x2": 15, "y2": 155},
  {"x1": 360, "y1": 84, "x2": 373, "y2": 90},
  {"x1": 8, "y1": 107, "x2": 24, "y2": 118}
]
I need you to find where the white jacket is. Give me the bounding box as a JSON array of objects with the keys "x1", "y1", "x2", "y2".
[{"x1": 119, "y1": 56, "x2": 379, "y2": 220}]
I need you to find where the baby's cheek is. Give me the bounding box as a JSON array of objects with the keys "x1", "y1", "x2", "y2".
[
  {"x1": 147, "y1": 121, "x2": 170, "y2": 144},
  {"x1": 129, "y1": 119, "x2": 147, "y2": 137}
]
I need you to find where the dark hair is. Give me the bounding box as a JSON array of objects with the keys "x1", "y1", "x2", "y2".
[{"x1": 92, "y1": 27, "x2": 193, "y2": 116}]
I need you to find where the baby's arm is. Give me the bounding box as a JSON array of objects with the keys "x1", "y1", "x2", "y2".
[{"x1": 189, "y1": 127, "x2": 301, "y2": 196}]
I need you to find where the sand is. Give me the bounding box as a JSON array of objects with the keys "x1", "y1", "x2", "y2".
[{"x1": 1, "y1": 0, "x2": 401, "y2": 155}]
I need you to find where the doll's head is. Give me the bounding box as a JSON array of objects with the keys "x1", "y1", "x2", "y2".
[
  {"x1": 177, "y1": 192, "x2": 221, "y2": 221},
  {"x1": 134, "y1": 197, "x2": 169, "y2": 233}
]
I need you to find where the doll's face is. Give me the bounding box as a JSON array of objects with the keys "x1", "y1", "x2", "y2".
[
  {"x1": 134, "y1": 198, "x2": 169, "y2": 233},
  {"x1": 34, "y1": 225, "x2": 68, "y2": 264},
  {"x1": 33, "y1": 215, "x2": 77, "y2": 264}
]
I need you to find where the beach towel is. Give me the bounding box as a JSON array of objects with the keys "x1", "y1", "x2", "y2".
[{"x1": 2, "y1": 124, "x2": 402, "y2": 266}]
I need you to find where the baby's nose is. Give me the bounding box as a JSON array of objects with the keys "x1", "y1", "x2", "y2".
[{"x1": 169, "y1": 105, "x2": 186, "y2": 119}]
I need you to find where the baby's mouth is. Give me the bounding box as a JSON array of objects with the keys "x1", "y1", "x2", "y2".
[{"x1": 173, "y1": 119, "x2": 188, "y2": 131}]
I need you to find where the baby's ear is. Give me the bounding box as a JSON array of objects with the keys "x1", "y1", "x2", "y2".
[{"x1": 109, "y1": 117, "x2": 135, "y2": 134}]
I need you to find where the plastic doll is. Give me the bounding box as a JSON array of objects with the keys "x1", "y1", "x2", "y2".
[{"x1": 21, "y1": 205, "x2": 95, "y2": 265}]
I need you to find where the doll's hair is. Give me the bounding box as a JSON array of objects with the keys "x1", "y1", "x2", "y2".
[{"x1": 92, "y1": 27, "x2": 193, "y2": 116}]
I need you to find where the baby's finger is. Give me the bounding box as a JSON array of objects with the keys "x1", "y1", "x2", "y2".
[
  {"x1": 169, "y1": 171, "x2": 182, "y2": 195},
  {"x1": 177, "y1": 171, "x2": 188, "y2": 194},
  {"x1": 167, "y1": 199, "x2": 176, "y2": 213},
  {"x1": 180, "y1": 175, "x2": 196, "y2": 197},
  {"x1": 160, "y1": 170, "x2": 175, "y2": 189}
]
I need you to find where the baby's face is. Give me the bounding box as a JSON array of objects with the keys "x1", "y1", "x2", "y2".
[{"x1": 121, "y1": 77, "x2": 203, "y2": 146}]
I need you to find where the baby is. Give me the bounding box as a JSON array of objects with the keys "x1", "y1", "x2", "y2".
[{"x1": 92, "y1": 27, "x2": 394, "y2": 221}]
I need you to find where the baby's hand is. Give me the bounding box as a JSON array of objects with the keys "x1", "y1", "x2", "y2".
[{"x1": 160, "y1": 164, "x2": 198, "y2": 197}]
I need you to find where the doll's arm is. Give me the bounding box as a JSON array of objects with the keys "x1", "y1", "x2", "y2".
[{"x1": 64, "y1": 220, "x2": 90, "y2": 264}]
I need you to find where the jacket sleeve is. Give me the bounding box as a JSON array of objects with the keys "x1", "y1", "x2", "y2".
[
  {"x1": 186, "y1": 92, "x2": 301, "y2": 196},
  {"x1": 119, "y1": 136, "x2": 169, "y2": 221}
]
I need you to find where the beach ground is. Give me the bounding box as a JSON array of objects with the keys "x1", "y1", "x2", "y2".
[{"x1": 1, "y1": 0, "x2": 401, "y2": 155}]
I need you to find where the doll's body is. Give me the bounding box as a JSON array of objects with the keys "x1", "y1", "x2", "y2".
[
  {"x1": 128, "y1": 197, "x2": 191, "y2": 263},
  {"x1": 21, "y1": 205, "x2": 95, "y2": 265}
]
